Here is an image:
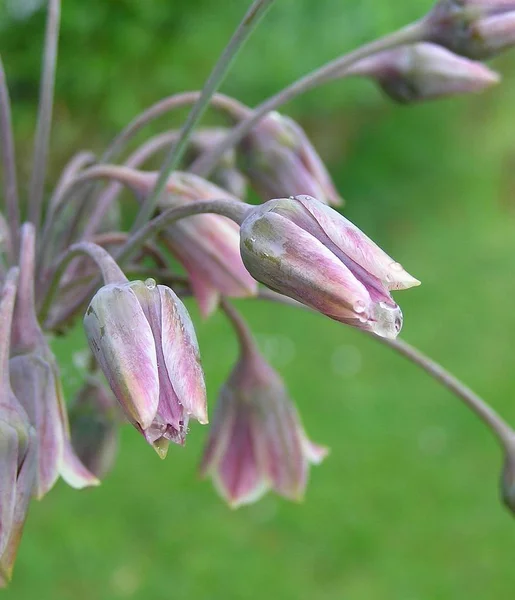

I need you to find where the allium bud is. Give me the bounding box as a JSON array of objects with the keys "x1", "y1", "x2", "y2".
[
  {"x1": 69, "y1": 380, "x2": 120, "y2": 479},
  {"x1": 10, "y1": 225, "x2": 98, "y2": 498},
  {"x1": 426, "y1": 0, "x2": 515, "y2": 59},
  {"x1": 109, "y1": 167, "x2": 257, "y2": 317},
  {"x1": 238, "y1": 112, "x2": 343, "y2": 207},
  {"x1": 0, "y1": 269, "x2": 37, "y2": 586},
  {"x1": 240, "y1": 195, "x2": 420, "y2": 338},
  {"x1": 347, "y1": 43, "x2": 499, "y2": 103},
  {"x1": 84, "y1": 278, "x2": 207, "y2": 457},
  {"x1": 200, "y1": 320, "x2": 327, "y2": 507}
]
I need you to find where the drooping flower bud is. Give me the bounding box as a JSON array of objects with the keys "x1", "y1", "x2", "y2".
[
  {"x1": 240, "y1": 195, "x2": 420, "y2": 338},
  {"x1": 9, "y1": 225, "x2": 98, "y2": 498},
  {"x1": 106, "y1": 167, "x2": 258, "y2": 317},
  {"x1": 426, "y1": 0, "x2": 515, "y2": 59},
  {"x1": 238, "y1": 112, "x2": 343, "y2": 207},
  {"x1": 84, "y1": 278, "x2": 207, "y2": 457},
  {"x1": 0, "y1": 269, "x2": 37, "y2": 586},
  {"x1": 347, "y1": 43, "x2": 499, "y2": 103},
  {"x1": 69, "y1": 379, "x2": 120, "y2": 479},
  {"x1": 200, "y1": 304, "x2": 327, "y2": 507}
]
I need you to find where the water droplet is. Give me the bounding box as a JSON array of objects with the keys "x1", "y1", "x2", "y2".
[
  {"x1": 353, "y1": 300, "x2": 367, "y2": 314},
  {"x1": 370, "y1": 302, "x2": 403, "y2": 339},
  {"x1": 145, "y1": 278, "x2": 156, "y2": 289},
  {"x1": 390, "y1": 261, "x2": 404, "y2": 272}
]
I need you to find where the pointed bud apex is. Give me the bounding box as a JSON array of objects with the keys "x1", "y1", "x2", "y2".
[
  {"x1": 240, "y1": 195, "x2": 419, "y2": 339},
  {"x1": 238, "y1": 112, "x2": 343, "y2": 207},
  {"x1": 84, "y1": 279, "x2": 208, "y2": 454},
  {"x1": 69, "y1": 380, "x2": 120, "y2": 479},
  {"x1": 348, "y1": 43, "x2": 499, "y2": 103},
  {"x1": 200, "y1": 331, "x2": 327, "y2": 508},
  {"x1": 427, "y1": 0, "x2": 515, "y2": 59}
]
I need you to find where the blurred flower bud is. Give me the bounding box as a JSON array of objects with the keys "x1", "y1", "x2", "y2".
[
  {"x1": 9, "y1": 225, "x2": 98, "y2": 498},
  {"x1": 426, "y1": 0, "x2": 515, "y2": 59},
  {"x1": 69, "y1": 379, "x2": 120, "y2": 479},
  {"x1": 238, "y1": 112, "x2": 343, "y2": 207},
  {"x1": 185, "y1": 128, "x2": 248, "y2": 199},
  {"x1": 347, "y1": 43, "x2": 499, "y2": 103},
  {"x1": 200, "y1": 307, "x2": 327, "y2": 507},
  {"x1": 0, "y1": 269, "x2": 37, "y2": 586},
  {"x1": 240, "y1": 195, "x2": 420, "y2": 338},
  {"x1": 110, "y1": 167, "x2": 257, "y2": 317},
  {"x1": 84, "y1": 278, "x2": 207, "y2": 457}
]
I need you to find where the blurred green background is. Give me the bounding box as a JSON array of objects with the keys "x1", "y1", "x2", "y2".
[{"x1": 3, "y1": 0, "x2": 515, "y2": 598}]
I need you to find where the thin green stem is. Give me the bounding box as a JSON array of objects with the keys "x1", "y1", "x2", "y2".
[
  {"x1": 0, "y1": 57, "x2": 20, "y2": 262},
  {"x1": 28, "y1": 0, "x2": 61, "y2": 229},
  {"x1": 191, "y1": 20, "x2": 427, "y2": 177},
  {"x1": 132, "y1": 0, "x2": 276, "y2": 231},
  {"x1": 221, "y1": 298, "x2": 259, "y2": 360}
]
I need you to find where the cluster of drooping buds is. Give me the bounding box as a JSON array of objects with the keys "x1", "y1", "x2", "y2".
[{"x1": 3, "y1": 0, "x2": 515, "y2": 586}]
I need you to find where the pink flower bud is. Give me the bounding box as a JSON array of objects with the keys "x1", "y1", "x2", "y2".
[
  {"x1": 238, "y1": 112, "x2": 343, "y2": 207},
  {"x1": 110, "y1": 168, "x2": 257, "y2": 317},
  {"x1": 200, "y1": 338, "x2": 327, "y2": 508},
  {"x1": 348, "y1": 43, "x2": 499, "y2": 103},
  {"x1": 240, "y1": 195, "x2": 420, "y2": 338},
  {"x1": 84, "y1": 278, "x2": 207, "y2": 457},
  {"x1": 427, "y1": 0, "x2": 515, "y2": 59}
]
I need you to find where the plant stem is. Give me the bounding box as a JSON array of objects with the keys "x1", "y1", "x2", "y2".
[
  {"x1": 258, "y1": 289, "x2": 514, "y2": 449},
  {"x1": 0, "y1": 57, "x2": 20, "y2": 263},
  {"x1": 40, "y1": 198, "x2": 250, "y2": 327},
  {"x1": 191, "y1": 20, "x2": 427, "y2": 177},
  {"x1": 28, "y1": 0, "x2": 61, "y2": 230},
  {"x1": 132, "y1": 0, "x2": 276, "y2": 232},
  {"x1": 221, "y1": 298, "x2": 257, "y2": 359}
]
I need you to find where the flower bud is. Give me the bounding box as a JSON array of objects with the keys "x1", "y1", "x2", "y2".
[
  {"x1": 240, "y1": 195, "x2": 420, "y2": 339},
  {"x1": 69, "y1": 379, "x2": 120, "y2": 479},
  {"x1": 348, "y1": 43, "x2": 499, "y2": 103},
  {"x1": 426, "y1": 0, "x2": 515, "y2": 59},
  {"x1": 108, "y1": 167, "x2": 257, "y2": 317},
  {"x1": 200, "y1": 333, "x2": 327, "y2": 507},
  {"x1": 84, "y1": 278, "x2": 207, "y2": 457},
  {"x1": 9, "y1": 225, "x2": 98, "y2": 498},
  {"x1": 238, "y1": 112, "x2": 343, "y2": 207}
]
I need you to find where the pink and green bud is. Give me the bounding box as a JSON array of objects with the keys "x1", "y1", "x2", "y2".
[
  {"x1": 84, "y1": 278, "x2": 207, "y2": 457},
  {"x1": 108, "y1": 168, "x2": 257, "y2": 317},
  {"x1": 69, "y1": 379, "x2": 120, "y2": 479},
  {"x1": 9, "y1": 225, "x2": 98, "y2": 498},
  {"x1": 0, "y1": 269, "x2": 37, "y2": 586},
  {"x1": 240, "y1": 195, "x2": 420, "y2": 338},
  {"x1": 238, "y1": 112, "x2": 343, "y2": 207},
  {"x1": 347, "y1": 43, "x2": 499, "y2": 103},
  {"x1": 426, "y1": 0, "x2": 515, "y2": 59},
  {"x1": 200, "y1": 326, "x2": 327, "y2": 508}
]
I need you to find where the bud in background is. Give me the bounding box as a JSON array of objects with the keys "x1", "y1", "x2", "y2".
[
  {"x1": 240, "y1": 195, "x2": 420, "y2": 339},
  {"x1": 426, "y1": 0, "x2": 515, "y2": 59},
  {"x1": 69, "y1": 379, "x2": 120, "y2": 479},
  {"x1": 9, "y1": 225, "x2": 98, "y2": 498},
  {"x1": 200, "y1": 303, "x2": 327, "y2": 507},
  {"x1": 105, "y1": 167, "x2": 258, "y2": 317},
  {"x1": 0, "y1": 269, "x2": 37, "y2": 586},
  {"x1": 84, "y1": 278, "x2": 207, "y2": 457},
  {"x1": 238, "y1": 112, "x2": 343, "y2": 207},
  {"x1": 185, "y1": 128, "x2": 248, "y2": 199},
  {"x1": 347, "y1": 43, "x2": 499, "y2": 103}
]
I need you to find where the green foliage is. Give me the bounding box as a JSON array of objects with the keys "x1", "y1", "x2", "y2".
[{"x1": 2, "y1": 1, "x2": 515, "y2": 598}]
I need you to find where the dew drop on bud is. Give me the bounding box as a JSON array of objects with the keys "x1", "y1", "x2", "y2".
[
  {"x1": 370, "y1": 302, "x2": 403, "y2": 339},
  {"x1": 145, "y1": 278, "x2": 157, "y2": 290},
  {"x1": 353, "y1": 299, "x2": 367, "y2": 314},
  {"x1": 390, "y1": 261, "x2": 404, "y2": 272}
]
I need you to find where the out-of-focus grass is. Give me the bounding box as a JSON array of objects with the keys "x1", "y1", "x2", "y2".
[{"x1": 4, "y1": 1, "x2": 515, "y2": 598}]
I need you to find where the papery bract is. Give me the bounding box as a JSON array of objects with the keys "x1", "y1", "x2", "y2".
[
  {"x1": 84, "y1": 278, "x2": 207, "y2": 457},
  {"x1": 240, "y1": 195, "x2": 420, "y2": 338}
]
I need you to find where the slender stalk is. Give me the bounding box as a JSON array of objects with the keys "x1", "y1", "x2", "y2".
[
  {"x1": 132, "y1": 0, "x2": 276, "y2": 231},
  {"x1": 0, "y1": 57, "x2": 20, "y2": 262},
  {"x1": 28, "y1": 0, "x2": 61, "y2": 229},
  {"x1": 191, "y1": 20, "x2": 427, "y2": 177},
  {"x1": 41, "y1": 198, "x2": 250, "y2": 327},
  {"x1": 221, "y1": 298, "x2": 257, "y2": 359},
  {"x1": 89, "y1": 232, "x2": 168, "y2": 268},
  {"x1": 258, "y1": 289, "x2": 514, "y2": 448}
]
